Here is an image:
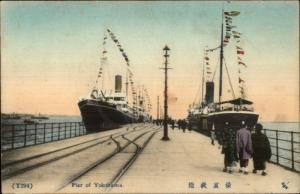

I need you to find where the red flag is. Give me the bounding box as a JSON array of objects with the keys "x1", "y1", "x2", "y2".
[
  {"x1": 237, "y1": 50, "x2": 244, "y2": 55},
  {"x1": 236, "y1": 46, "x2": 243, "y2": 50}
]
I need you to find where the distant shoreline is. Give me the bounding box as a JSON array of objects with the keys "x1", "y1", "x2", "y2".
[
  {"x1": 1, "y1": 113, "x2": 81, "y2": 117},
  {"x1": 1, "y1": 112, "x2": 299, "y2": 123}
]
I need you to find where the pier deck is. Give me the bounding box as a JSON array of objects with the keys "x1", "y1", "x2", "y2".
[{"x1": 1, "y1": 124, "x2": 299, "y2": 193}]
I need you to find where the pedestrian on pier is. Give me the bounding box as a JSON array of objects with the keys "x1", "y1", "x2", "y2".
[
  {"x1": 182, "y1": 119, "x2": 187, "y2": 133},
  {"x1": 210, "y1": 124, "x2": 216, "y2": 145},
  {"x1": 188, "y1": 122, "x2": 192, "y2": 132},
  {"x1": 221, "y1": 122, "x2": 238, "y2": 173},
  {"x1": 251, "y1": 123, "x2": 271, "y2": 176},
  {"x1": 171, "y1": 120, "x2": 175, "y2": 130},
  {"x1": 236, "y1": 122, "x2": 253, "y2": 175},
  {"x1": 177, "y1": 120, "x2": 182, "y2": 130}
]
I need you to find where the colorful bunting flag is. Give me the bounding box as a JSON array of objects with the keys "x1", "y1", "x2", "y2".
[
  {"x1": 238, "y1": 61, "x2": 247, "y2": 67},
  {"x1": 239, "y1": 77, "x2": 245, "y2": 83},
  {"x1": 237, "y1": 50, "x2": 244, "y2": 55},
  {"x1": 232, "y1": 31, "x2": 241, "y2": 36},
  {"x1": 236, "y1": 46, "x2": 243, "y2": 50},
  {"x1": 224, "y1": 11, "x2": 240, "y2": 16}
]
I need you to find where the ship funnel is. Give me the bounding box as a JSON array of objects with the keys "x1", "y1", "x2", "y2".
[
  {"x1": 205, "y1": 81, "x2": 214, "y2": 104},
  {"x1": 115, "y1": 75, "x2": 122, "y2": 93}
]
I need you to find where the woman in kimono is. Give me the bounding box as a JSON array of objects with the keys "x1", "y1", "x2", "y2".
[
  {"x1": 251, "y1": 123, "x2": 272, "y2": 176},
  {"x1": 236, "y1": 122, "x2": 253, "y2": 175}
]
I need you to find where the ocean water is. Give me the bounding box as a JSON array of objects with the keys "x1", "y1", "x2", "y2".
[
  {"x1": 261, "y1": 122, "x2": 300, "y2": 172},
  {"x1": 1, "y1": 115, "x2": 84, "y2": 150},
  {"x1": 1, "y1": 115, "x2": 82, "y2": 125},
  {"x1": 262, "y1": 122, "x2": 300, "y2": 132}
]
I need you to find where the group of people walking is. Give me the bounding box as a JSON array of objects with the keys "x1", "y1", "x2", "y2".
[{"x1": 212, "y1": 122, "x2": 271, "y2": 176}]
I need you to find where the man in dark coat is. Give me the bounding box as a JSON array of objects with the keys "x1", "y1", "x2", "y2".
[{"x1": 251, "y1": 123, "x2": 272, "y2": 176}]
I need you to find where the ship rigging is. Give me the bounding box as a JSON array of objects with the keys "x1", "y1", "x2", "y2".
[
  {"x1": 78, "y1": 29, "x2": 152, "y2": 132},
  {"x1": 188, "y1": 10, "x2": 259, "y2": 133}
]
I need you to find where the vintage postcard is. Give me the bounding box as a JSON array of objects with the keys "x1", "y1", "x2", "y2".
[{"x1": 1, "y1": 1, "x2": 299, "y2": 193}]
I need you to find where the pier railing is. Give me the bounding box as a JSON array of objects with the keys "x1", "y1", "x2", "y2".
[
  {"x1": 1, "y1": 122, "x2": 86, "y2": 151},
  {"x1": 195, "y1": 127, "x2": 300, "y2": 173},
  {"x1": 263, "y1": 129, "x2": 300, "y2": 172}
]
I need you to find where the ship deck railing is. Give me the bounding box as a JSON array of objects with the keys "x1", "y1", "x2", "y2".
[{"x1": 1, "y1": 122, "x2": 86, "y2": 151}]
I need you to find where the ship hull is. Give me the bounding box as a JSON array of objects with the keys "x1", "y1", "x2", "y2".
[
  {"x1": 78, "y1": 99, "x2": 136, "y2": 132},
  {"x1": 207, "y1": 111, "x2": 259, "y2": 130},
  {"x1": 188, "y1": 114, "x2": 210, "y2": 135},
  {"x1": 188, "y1": 111, "x2": 259, "y2": 134}
]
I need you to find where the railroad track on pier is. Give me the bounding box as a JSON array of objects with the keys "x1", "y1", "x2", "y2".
[
  {"x1": 55, "y1": 127, "x2": 160, "y2": 192},
  {"x1": 1, "y1": 124, "x2": 154, "y2": 180},
  {"x1": 108, "y1": 130, "x2": 158, "y2": 188}
]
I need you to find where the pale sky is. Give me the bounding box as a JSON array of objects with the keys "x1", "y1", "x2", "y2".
[{"x1": 1, "y1": 1, "x2": 299, "y2": 122}]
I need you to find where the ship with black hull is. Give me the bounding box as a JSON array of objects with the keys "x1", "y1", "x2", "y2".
[
  {"x1": 78, "y1": 29, "x2": 151, "y2": 132},
  {"x1": 188, "y1": 10, "x2": 259, "y2": 133},
  {"x1": 78, "y1": 81, "x2": 136, "y2": 131}
]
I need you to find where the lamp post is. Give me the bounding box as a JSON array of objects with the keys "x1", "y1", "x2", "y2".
[{"x1": 161, "y1": 45, "x2": 171, "y2": 141}]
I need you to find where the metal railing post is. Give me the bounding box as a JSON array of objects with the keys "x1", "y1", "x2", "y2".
[
  {"x1": 291, "y1": 131, "x2": 294, "y2": 170},
  {"x1": 276, "y1": 130, "x2": 279, "y2": 164},
  {"x1": 58, "y1": 123, "x2": 61, "y2": 140},
  {"x1": 11, "y1": 125, "x2": 15, "y2": 149},
  {"x1": 24, "y1": 125, "x2": 27, "y2": 147},
  {"x1": 43, "y1": 123, "x2": 46, "y2": 143},
  {"x1": 51, "y1": 123, "x2": 54, "y2": 141},
  {"x1": 64, "y1": 123, "x2": 67, "y2": 139},
  {"x1": 70, "y1": 123, "x2": 73, "y2": 137},
  {"x1": 70, "y1": 123, "x2": 72, "y2": 138},
  {"x1": 34, "y1": 124, "x2": 37, "y2": 144},
  {"x1": 75, "y1": 123, "x2": 77, "y2": 136}
]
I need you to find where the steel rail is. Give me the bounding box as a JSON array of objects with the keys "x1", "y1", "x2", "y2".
[{"x1": 2, "y1": 125, "x2": 153, "y2": 180}]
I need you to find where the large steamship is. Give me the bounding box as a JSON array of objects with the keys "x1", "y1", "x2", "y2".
[
  {"x1": 78, "y1": 29, "x2": 151, "y2": 132},
  {"x1": 78, "y1": 75, "x2": 140, "y2": 132},
  {"x1": 188, "y1": 10, "x2": 259, "y2": 133}
]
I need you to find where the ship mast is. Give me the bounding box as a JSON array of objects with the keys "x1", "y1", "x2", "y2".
[
  {"x1": 201, "y1": 48, "x2": 205, "y2": 105},
  {"x1": 126, "y1": 70, "x2": 129, "y2": 103},
  {"x1": 219, "y1": 10, "x2": 224, "y2": 103}
]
